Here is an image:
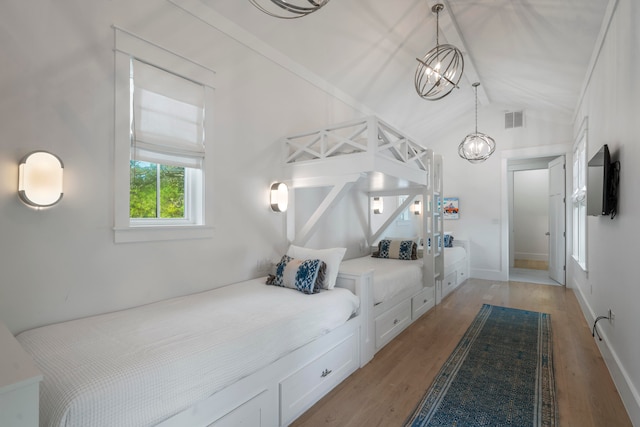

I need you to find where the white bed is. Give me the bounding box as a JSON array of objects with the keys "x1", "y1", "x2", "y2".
[
  {"x1": 340, "y1": 257, "x2": 423, "y2": 306},
  {"x1": 16, "y1": 279, "x2": 360, "y2": 427},
  {"x1": 281, "y1": 116, "x2": 443, "y2": 363},
  {"x1": 441, "y1": 240, "x2": 470, "y2": 299},
  {"x1": 339, "y1": 254, "x2": 434, "y2": 358},
  {"x1": 337, "y1": 239, "x2": 469, "y2": 360}
]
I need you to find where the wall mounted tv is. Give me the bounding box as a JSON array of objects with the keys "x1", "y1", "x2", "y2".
[{"x1": 587, "y1": 144, "x2": 619, "y2": 218}]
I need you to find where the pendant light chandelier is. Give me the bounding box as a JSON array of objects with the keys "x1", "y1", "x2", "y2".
[
  {"x1": 458, "y1": 82, "x2": 496, "y2": 163},
  {"x1": 249, "y1": 0, "x2": 330, "y2": 19},
  {"x1": 415, "y1": 3, "x2": 464, "y2": 101}
]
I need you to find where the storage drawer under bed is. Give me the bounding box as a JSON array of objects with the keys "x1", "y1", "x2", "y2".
[
  {"x1": 374, "y1": 299, "x2": 411, "y2": 349},
  {"x1": 279, "y1": 329, "x2": 359, "y2": 425},
  {"x1": 443, "y1": 271, "x2": 457, "y2": 297},
  {"x1": 411, "y1": 287, "x2": 435, "y2": 320}
]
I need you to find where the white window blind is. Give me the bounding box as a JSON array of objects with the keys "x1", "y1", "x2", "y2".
[{"x1": 131, "y1": 59, "x2": 205, "y2": 169}]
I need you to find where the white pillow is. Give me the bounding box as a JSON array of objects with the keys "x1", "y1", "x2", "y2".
[{"x1": 286, "y1": 245, "x2": 347, "y2": 290}]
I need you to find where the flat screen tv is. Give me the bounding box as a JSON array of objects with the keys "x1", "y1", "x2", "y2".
[{"x1": 587, "y1": 144, "x2": 618, "y2": 217}]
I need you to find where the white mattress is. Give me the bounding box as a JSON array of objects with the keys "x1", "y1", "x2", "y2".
[
  {"x1": 445, "y1": 246, "x2": 467, "y2": 269},
  {"x1": 340, "y1": 256, "x2": 423, "y2": 304},
  {"x1": 16, "y1": 279, "x2": 359, "y2": 427}
]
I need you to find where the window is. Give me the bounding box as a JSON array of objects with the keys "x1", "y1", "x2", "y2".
[
  {"x1": 571, "y1": 119, "x2": 587, "y2": 270},
  {"x1": 129, "y1": 59, "x2": 204, "y2": 224},
  {"x1": 114, "y1": 28, "x2": 215, "y2": 242}
]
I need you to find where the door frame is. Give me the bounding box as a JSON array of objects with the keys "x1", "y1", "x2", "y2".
[
  {"x1": 548, "y1": 156, "x2": 566, "y2": 285},
  {"x1": 500, "y1": 145, "x2": 572, "y2": 282},
  {"x1": 508, "y1": 161, "x2": 553, "y2": 269}
]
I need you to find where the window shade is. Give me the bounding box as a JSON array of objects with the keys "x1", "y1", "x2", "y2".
[{"x1": 131, "y1": 59, "x2": 205, "y2": 168}]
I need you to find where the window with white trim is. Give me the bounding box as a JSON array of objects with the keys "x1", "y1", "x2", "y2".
[
  {"x1": 129, "y1": 59, "x2": 204, "y2": 223},
  {"x1": 114, "y1": 28, "x2": 215, "y2": 243},
  {"x1": 571, "y1": 119, "x2": 587, "y2": 270}
]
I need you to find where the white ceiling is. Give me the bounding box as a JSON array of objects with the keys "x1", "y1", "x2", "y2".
[{"x1": 194, "y1": 0, "x2": 610, "y2": 141}]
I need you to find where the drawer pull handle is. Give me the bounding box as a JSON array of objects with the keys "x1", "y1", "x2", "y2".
[
  {"x1": 393, "y1": 319, "x2": 399, "y2": 325},
  {"x1": 321, "y1": 369, "x2": 332, "y2": 378}
]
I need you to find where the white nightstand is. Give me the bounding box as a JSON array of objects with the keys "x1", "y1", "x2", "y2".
[{"x1": 0, "y1": 322, "x2": 42, "y2": 427}]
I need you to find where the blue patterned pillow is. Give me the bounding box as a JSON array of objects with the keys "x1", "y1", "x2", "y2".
[
  {"x1": 444, "y1": 234, "x2": 454, "y2": 248},
  {"x1": 266, "y1": 255, "x2": 326, "y2": 294},
  {"x1": 373, "y1": 239, "x2": 417, "y2": 260}
]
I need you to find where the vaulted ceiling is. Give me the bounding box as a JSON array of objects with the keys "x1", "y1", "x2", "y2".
[{"x1": 192, "y1": 0, "x2": 610, "y2": 141}]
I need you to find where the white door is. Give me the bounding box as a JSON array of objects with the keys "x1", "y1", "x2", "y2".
[{"x1": 548, "y1": 157, "x2": 565, "y2": 285}]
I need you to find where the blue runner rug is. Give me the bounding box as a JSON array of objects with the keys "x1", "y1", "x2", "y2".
[{"x1": 404, "y1": 304, "x2": 557, "y2": 427}]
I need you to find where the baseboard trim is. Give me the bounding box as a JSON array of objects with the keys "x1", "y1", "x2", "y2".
[{"x1": 572, "y1": 282, "x2": 640, "y2": 426}]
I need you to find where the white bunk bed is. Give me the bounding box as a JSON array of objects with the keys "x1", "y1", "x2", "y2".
[
  {"x1": 282, "y1": 116, "x2": 445, "y2": 363},
  {"x1": 15, "y1": 277, "x2": 367, "y2": 427}
]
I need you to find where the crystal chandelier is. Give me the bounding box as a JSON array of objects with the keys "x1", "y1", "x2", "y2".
[
  {"x1": 458, "y1": 82, "x2": 496, "y2": 163},
  {"x1": 249, "y1": 0, "x2": 330, "y2": 19},
  {"x1": 415, "y1": 3, "x2": 464, "y2": 101}
]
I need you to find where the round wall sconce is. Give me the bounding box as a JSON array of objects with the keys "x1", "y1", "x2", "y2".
[
  {"x1": 270, "y1": 182, "x2": 289, "y2": 212},
  {"x1": 414, "y1": 200, "x2": 422, "y2": 215},
  {"x1": 372, "y1": 197, "x2": 383, "y2": 214},
  {"x1": 18, "y1": 151, "x2": 64, "y2": 208}
]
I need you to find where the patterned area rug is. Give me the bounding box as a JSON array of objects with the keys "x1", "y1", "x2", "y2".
[{"x1": 405, "y1": 304, "x2": 557, "y2": 427}]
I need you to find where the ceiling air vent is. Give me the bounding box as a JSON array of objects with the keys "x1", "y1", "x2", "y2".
[{"x1": 505, "y1": 111, "x2": 524, "y2": 129}]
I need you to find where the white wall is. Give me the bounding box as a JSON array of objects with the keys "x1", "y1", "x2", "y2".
[
  {"x1": 1, "y1": 1, "x2": 638, "y2": 421},
  {"x1": 423, "y1": 106, "x2": 572, "y2": 280},
  {"x1": 513, "y1": 169, "x2": 549, "y2": 262},
  {"x1": 569, "y1": 0, "x2": 640, "y2": 422},
  {"x1": 0, "y1": 0, "x2": 364, "y2": 334},
  {"x1": 368, "y1": 196, "x2": 422, "y2": 243}
]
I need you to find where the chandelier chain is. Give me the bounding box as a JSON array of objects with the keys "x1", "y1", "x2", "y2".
[
  {"x1": 435, "y1": 7, "x2": 439, "y2": 47},
  {"x1": 475, "y1": 84, "x2": 478, "y2": 134}
]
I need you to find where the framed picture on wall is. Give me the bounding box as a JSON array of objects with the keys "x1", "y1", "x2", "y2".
[{"x1": 443, "y1": 197, "x2": 459, "y2": 219}]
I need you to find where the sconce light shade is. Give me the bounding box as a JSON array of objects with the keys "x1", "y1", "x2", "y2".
[
  {"x1": 18, "y1": 151, "x2": 64, "y2": 208},
  {"x1": 270, "y1": 182, "x2": 289, "y2": 212},
  {"x1": 372, "y1": 197, "x2": 383, "y2": 214},
  {"x1": 414, "y1": 200, "x2": 421, "y2": 215}
]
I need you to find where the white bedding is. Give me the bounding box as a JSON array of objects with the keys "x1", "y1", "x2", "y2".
[
  {"x1": 340, "y1": 256, "x2": 423, "y2": 305},
  {"x1": 16, "y1": 279, "x2": 359, "y2": 427}
]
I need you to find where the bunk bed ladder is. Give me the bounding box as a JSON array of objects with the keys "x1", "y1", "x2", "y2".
[{"x1": 425, "y1": 153, "x2": 445, "y2": 304}]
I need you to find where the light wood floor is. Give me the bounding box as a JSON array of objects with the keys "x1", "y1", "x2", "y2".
[
  {"x1": 292, "y1": 279, "x2": 632, "y2": 427},
  {"x1": 514, "y1": 259, "x2": 549, "y2": 270}
]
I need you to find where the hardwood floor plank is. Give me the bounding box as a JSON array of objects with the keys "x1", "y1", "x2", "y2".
[{"x1": 292, "y1": 279, "x2": 632, "y2": 427}]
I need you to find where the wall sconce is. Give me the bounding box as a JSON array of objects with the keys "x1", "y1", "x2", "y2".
[
  {"x1": 414, "y1": 200, "x2": 422, "y2": 215},
  {"x1": 18, "y1": 151, "x2": 64, "y2": 208},
  {"x1": 372, "y1": 197, "x2": 383, "y2": 214},
  {"x1": 270, "y1": 182, "x2": 288, "y2": 212}
]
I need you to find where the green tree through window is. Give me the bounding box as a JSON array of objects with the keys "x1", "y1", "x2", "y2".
[{"x1": 130, "y1": 161, "x2": 185, "y2": 219}]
